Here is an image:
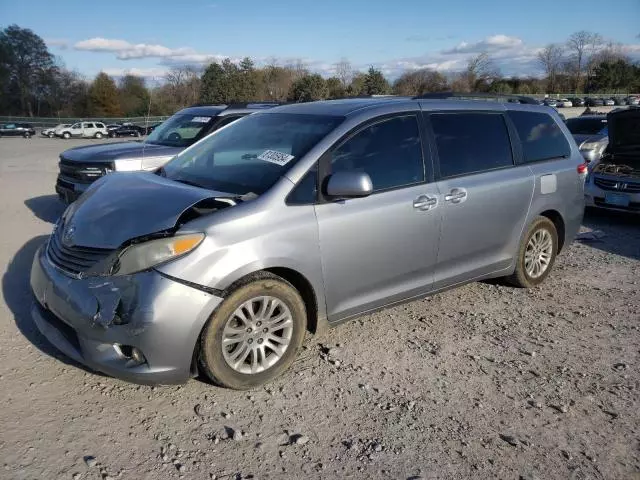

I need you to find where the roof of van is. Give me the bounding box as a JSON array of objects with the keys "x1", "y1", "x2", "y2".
[{"x1": 265, "y1": 97, "x2": 555, "y2": 117}]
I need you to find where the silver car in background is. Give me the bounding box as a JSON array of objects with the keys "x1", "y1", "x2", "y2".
[
  {"x1": 585, "y1": 108, "x2": 640, "y2": 213},
  {"x1": 565, "y1": 115, "x2": 608, "y2": 163},
  {"x1": 30, "y1": 97, "x2": 585, "y2": 389}
]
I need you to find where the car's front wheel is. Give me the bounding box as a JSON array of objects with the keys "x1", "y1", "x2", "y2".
[
  {"x1": 95, "y1": 132, "x2": 103, "y2": 139},
  {"x1": 62, "y1": 132, "x2": 71, "y2": 139},
  {"x1": 198, "y1": 273, "x2": 307, "y2": 389},
  {"x1": 506, "y1": 216, "x2": 558, "y2": 288}
]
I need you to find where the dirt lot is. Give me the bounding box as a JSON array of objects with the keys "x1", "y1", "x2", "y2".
[{"x1": 0, "y1": 137, "x2": 638, "y2": 480}]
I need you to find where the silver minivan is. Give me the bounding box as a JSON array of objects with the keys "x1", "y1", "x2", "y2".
[{"x1": 30, "y1": 97, "x2": 586, "y2": 389}]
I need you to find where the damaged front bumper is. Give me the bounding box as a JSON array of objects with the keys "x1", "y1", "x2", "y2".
[{"x1": 30, "y1": 243, "x2": 224, "y2": 384}]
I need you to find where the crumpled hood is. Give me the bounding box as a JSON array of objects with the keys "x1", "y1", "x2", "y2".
[
  {"x1": 61, "y1": 141, "x2": 183, "y2": 163},
  {"x1": 63, "y1": 172, "x2": 230, "y2": 249}
]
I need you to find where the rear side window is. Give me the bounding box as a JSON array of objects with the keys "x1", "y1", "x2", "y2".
[
  {"x1": 430, "y1": 112, "x2": 513, "y2": 178},
  {"x1": 508, "y1": 111, "x2": 571, "y2": 163}
]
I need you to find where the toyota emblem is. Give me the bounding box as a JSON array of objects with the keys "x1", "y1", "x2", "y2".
[{"x1": 62, "y1": 224, "x2": 76, "y2": 246}]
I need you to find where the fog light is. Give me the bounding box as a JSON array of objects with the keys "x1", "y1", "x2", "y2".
[{"x1": 115, "y1": 344, "x2": 147, "y2": 366}]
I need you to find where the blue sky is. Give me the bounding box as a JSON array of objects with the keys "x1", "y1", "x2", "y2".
[{"x1": 2, "y1": 0, "x2": 639, "y2": 80}]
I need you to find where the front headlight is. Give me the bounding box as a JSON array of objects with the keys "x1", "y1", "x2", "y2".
[
  {"x1": 580, "y1": 141, "x2": 605, "y2": 151},
  {"x1": 113, "y1": 233, "x2": 204, "y2": 276}
]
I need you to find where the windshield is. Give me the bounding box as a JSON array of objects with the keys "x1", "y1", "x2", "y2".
[
  {"x1": 163, "y1": 113, "x2": 344, "y2": 195},
  {"x1": 145, "y1": 112, "x2": 221, "y2": 147}
]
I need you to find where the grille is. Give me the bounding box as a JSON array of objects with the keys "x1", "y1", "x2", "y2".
[
  {"x1": 594, "y1": 198, "x2": 640, "y2": 212},
  {"x1": 593, "y1": 177, "x2": 640, "y2": 193},
  {"x1": 35, "y1": 301, "x2": 81, "y2": 352},
  {"x1": 58, "y1": 158, "x2": 113, "y2": 184},
  {"x1": 47, "y1": 227, "x2": 113, "y2": 275}
]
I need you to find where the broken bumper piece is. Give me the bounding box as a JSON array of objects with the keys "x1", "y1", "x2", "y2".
[{"x1": 30, "y1": 243, "x2": 223, "y2": 385}]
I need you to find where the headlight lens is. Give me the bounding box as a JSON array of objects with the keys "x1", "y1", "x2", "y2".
[
  {"x1": 580, "y1": 141, "x2": 605, "y2": 151},
  {"x1": 113, "y1": 233, "x2": 204, "y2": 276}
]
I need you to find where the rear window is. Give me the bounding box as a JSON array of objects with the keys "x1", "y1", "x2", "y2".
[
  {"x1": 430, "y1": 112, "x2": 513, "y2": 178},
  {"x1": 508, "y1": 111, "x2": 571, "y2": 163},
  {"x1": 565, "y1": 117, "x2": 607, "y2": 135}
]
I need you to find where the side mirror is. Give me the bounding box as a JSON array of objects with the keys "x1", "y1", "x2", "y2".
[{"x1": 325, "y1": 171, "x2": 373, "y2": 199}]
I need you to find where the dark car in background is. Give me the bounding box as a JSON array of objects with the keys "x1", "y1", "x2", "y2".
[
  {"x1": 109, "y1": 124, "x2": 145, "y2": 138},
  {"x1": 0, "y1": 123, "x2": 36, "y2": 138},
  {"x1": 585, "y1": 97, "x2": 605, "y2": 107},
  {"x1": 56, "y1": 103, "x2": 279, "y2": 203},
  {"x1": 569, "y1": 97, "x2": 585, "y2": 107}
]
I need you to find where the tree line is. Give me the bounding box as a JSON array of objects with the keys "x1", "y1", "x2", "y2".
[{"x1": 1, "y1": 24, "x2": 639, "y2": 118}]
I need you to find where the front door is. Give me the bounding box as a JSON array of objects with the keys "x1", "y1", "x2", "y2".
[
  {"x1": 426, "y1": 111, "x2": 534, "y2": 288},
  {"x1": 314, "y1": 114, "x2": 441, "y2": 322}
]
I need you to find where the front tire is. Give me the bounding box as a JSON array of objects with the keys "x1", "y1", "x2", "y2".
[
  {"x1": 95, "y1": 132, "x2": 103, "y2": 139},
  {"x1": 198, "y1": 273, "x2": 307, "y2": 390},
  {"x1": 506, "y1": 216, "x2": 558, "y2": 288},
  {"x1": 62, "y1": 132, "x2": 71, "y2": 139},
  {"x1": 48, "y1": 132, "x2": 54, "y2": 138}
]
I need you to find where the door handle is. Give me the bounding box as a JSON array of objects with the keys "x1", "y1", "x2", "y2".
[
  {"x1": 444, "y1": 188, "x2": 467, "y2": 204},
  {"x1": 413, "y1": 194, "x2": 438, "y2": 211}
]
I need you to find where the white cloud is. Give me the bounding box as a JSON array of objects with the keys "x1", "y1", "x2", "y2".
[
  {"x1": 443, "y1": 35, "x2": 523, "y2": 54},
  {"x1": 102, "y1": 67, "x2": 170, "y2": 78},
  {"x1": 74, "y1": 37, "x2": 227, "y2": 65},
  {"x1": 46, "y1": 38, "x2": 69, "y2": 49}
]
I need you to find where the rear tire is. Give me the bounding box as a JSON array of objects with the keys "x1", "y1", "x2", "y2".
[
  {"x1": 198, "y1": 272, "x2": 307, "y2": 390},
  {"x1": 23, "y1": 132, "x2": 31, "y2": 138},
  {"x1": 62, "y1": 132, "x2": 71, "y2": 139},
  {"x1": 95, "y1": 132, "x2": 103, "y2": 139},
  {"x1": 506, "y1": 216, "x2": 558, "y2": 288}
]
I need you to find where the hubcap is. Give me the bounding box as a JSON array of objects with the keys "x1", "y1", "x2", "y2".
[
  {"x1": 524, "y1": 228, "x2": 553, "y2": 279},
  {"x1": 221, "y1": 296, "x2": 293, "y2": 374}
]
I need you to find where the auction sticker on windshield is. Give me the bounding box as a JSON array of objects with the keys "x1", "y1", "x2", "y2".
[
  {"x1": 191, "y1": 116, "x2": 212, "y2": 123},
  {"x1": 257, "y1": 150, "x2": 295, "y2": 166}
]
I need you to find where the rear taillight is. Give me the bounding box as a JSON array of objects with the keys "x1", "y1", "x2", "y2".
[{"x1": 577, "y1": 163, "x2": 588, "y2": 175}]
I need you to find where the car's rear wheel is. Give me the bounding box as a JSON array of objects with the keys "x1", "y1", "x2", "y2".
[
  {"x1": 95, "y1": 132, "x2": 103, "y2": 139},
  {"x1": 198, "y1": 273, "x2": 307, "y2": 390},
  {"x1": 506, "y1": 216, "x2": 558, "y2": 288},
  {"x1": 23, "y1": 132, "x2": 31, "y2": 138},
  {"x1": 62, "y1": 132, "x2": 71, "y2": 139}
]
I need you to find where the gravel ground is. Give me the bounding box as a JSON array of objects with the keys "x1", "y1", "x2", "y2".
[{"x1": 0, "y1": 137, "x2": 638, "y2": 480}]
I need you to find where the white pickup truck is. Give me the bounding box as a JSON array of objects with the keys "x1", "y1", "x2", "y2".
[{"x1": 56, "y1": 122, "x2": 109, "y2": 139}]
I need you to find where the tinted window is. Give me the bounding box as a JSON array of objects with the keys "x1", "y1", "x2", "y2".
[
  {"x1": 84, "y1": 123, "x2": 94, "y2": 128},
  {"x1": 431, "y1": 113, "x2": 513, "y2": 178},
  {"x1": 95, "y1": 123, "x2": 105, "y2": 128},
  {"x1": 508, "y1": 111, "x2": 571, "y2": 163},
  {"x1": 212, "y1": 115, "x2": 245, "y2": 132},
  {"x1": 331, "y1": 115, "x2": 424, "y2": 191},
  {"x1": 565, "y1": 117, "x2": 607, "y2": 135}
]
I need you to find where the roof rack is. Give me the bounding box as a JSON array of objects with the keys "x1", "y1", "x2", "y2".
[
  {"x1": 186, "y1": 102, "x2": 287, "y2": 109},
  {"x1": 413, "y1": 92, "x2": 540, "y2": 105}
]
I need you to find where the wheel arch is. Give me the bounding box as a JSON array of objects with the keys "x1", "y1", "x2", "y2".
[{"x1": 538, "y1": 209, "x2": 566, "y2": 253}]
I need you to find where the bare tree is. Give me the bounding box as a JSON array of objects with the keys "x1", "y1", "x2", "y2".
[
  {"x1": 452, "y1": 53, "x2": 500, "y2": 92},
  {"x1": 335, "y1": 58, "x2": 353, "y2": 88},
  {"x1": 566, "y1": 31, "x2": 602, "y2": 91},
  {"x1": 164, "y1": 65, "x2": 201, "y2": 109},
  {"x1": 537, "y1": 44, "x2": 564, "y2": 93}
]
